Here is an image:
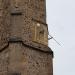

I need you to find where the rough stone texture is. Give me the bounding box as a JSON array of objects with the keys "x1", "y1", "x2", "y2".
[
  {"x1": 0, "y1": 0, "x2": 48, "y2": 45},
  {"x1": 0, "y1": 43, "x2": 53, "y2": 75},
  {"x1": 0, "y1": 0, "x2": 53, "y2": 75}
]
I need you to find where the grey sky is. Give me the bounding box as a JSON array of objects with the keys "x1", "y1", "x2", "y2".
[{"x1": 46, "y1": 0, "x2": 75, "y2": 75}]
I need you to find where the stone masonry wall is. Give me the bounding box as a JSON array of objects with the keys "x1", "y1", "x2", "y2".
[
  {"x1": 0, "y1": 43, "x2": 53, "y2": 75},
  {"x1": 0, "y1": 0, "x2": 53, "y2": 75}
]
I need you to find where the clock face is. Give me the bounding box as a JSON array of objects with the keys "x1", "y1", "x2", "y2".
[{"x1": 32, "y1": 22, "x2": 48, "y2": 45}]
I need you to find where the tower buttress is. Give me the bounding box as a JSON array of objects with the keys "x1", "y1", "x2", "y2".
[{"x1": 0, "y1": 0, "x2": 53, "y2": 75}]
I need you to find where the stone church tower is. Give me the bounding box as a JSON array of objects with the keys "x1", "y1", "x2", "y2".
[{"x1": 0, "y1": 0, "x2": 53, "y2": 75}]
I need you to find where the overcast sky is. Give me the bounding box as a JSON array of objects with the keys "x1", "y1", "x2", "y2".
[{"x1": 46, "y1": 0, "x2": 75, "y2": 75}]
